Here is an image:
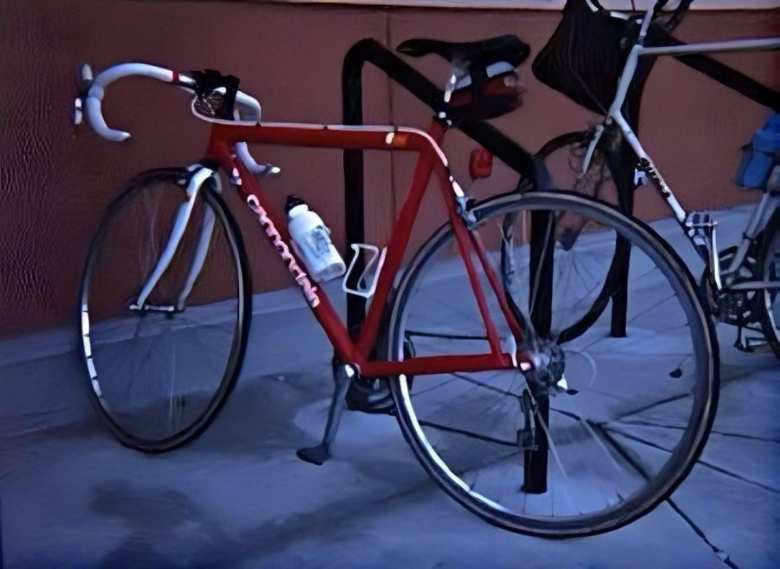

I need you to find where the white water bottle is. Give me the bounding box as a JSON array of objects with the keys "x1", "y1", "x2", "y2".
[{"x1": 286, "y1": 196, "x2": 346, "y2": 282}]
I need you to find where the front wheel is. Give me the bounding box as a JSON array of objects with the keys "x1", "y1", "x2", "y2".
[
  {"x1": 386, "y1": 191, "x2": 718, "y2": 537},
  {"x1": 79, "y1": 168, "x2": 252, "y2": 452}
]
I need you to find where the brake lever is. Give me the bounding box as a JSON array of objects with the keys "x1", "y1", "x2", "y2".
[{"x1": 235, "y1": 142, "x2": 281, "y2": 178}]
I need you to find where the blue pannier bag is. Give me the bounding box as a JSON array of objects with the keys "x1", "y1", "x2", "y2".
[{"x1": 736, "y1": 113, "x2": 780, "y2": 189}]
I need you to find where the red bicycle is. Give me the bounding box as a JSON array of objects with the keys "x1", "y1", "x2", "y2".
[{"x1": 74, "y1": 35, "x2": 717, "y2": 537}]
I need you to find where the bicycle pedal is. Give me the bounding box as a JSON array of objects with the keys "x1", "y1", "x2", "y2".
[
  {"x1": 685, "y1": 212, "x2": 717, "y2": 246},
  {"x1": 297, "y1": 444, "x2": 331, "y2": 466},
  {"x1": 684, "y1": 211, "x2": 717, "y2": 231}
]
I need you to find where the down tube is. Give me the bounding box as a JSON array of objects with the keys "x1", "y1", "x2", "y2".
[{"x1": 226, "y1": 154, "x2": 356, "y2": 363}]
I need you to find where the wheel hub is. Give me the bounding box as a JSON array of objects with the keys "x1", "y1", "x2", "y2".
[{"x1": 525, "y1": 338, "x2": 566, "y2": 393}]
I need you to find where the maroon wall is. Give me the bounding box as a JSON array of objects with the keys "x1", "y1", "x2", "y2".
[{"x1": 0, "y1": 0, "x2": 777, "y2": 337}]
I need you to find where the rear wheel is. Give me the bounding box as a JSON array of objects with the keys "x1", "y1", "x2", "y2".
[
  {"x1": 79, "y1": 168, "x2": 251, "y2": 452},
  {"x1": 386, "y1": 191, "x2": 718, "y2": 537},
  {"x1": 758, "y1": 211, "x2": 780, "y2": 357},
  {"x1": 536, "y1": 130, "x2": 629, "y2": 342}
]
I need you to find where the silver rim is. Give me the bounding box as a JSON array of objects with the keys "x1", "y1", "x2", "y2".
[
  {"x1": 762, "y1": 222, "x2": 780, "y2": 346},
  {"x1": 80, "y1": 171, "x2": 246, "y2": 448},
  {"x1": 388, "y1": 192, "x2": 716, "y2": 536}
]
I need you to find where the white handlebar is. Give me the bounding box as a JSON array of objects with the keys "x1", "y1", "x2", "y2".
[
  {"x1": 84, "y1": 63, "x2": 175, "y2": 142},
  {"x1": 235, "y1": 91, "x2": 262, "y2": 120},
  {"x1": 82, "y1": 62, "x2": 263, "y2": 143}
]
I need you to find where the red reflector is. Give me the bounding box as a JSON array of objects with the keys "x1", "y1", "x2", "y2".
[{"x1": 469, "y1": 148, "x2": 493, "y2": 180}]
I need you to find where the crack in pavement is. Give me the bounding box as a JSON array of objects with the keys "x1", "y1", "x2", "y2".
[
  {"x1": 614, "y1": 419, "x2": 780, "y2": 444},
  {"x1": 594, "y1": 424, "x2": 739, "y2": 569},
  {"x1": 610, "y1": 362, "x2": 767, "y2": 430},
  {"x1": 603, "y1": 425, "x2": 780, "y2": 495}
]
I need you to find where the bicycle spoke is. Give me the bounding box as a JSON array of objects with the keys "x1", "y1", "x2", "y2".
[{"x1": 418, "y1": 419, "x2": 517, "y2": 448}]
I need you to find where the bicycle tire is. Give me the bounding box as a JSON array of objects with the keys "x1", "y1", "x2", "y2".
[
  {"x1": 78, "y1": 168, "x2": 252, "y2": 452},
  {"x1": 386, "y1": 191, "x2": 718, "y2": 537},
  {"x1": 759, "y1": 209, "x2": 780, "y2": 357}
]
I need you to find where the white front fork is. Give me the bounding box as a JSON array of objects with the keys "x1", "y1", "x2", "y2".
[{"x1": 130, "y1": 166, "x2": 218, "y2": 311}]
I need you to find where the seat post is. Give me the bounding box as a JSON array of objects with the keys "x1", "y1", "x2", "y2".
[{"x1": 439, "y1": 69, "x2": 465, "y2": 127}]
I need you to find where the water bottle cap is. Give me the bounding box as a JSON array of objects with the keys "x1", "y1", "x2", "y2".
[{"x1": 285, "y1": 195, "x2": 308, "y2": 215}]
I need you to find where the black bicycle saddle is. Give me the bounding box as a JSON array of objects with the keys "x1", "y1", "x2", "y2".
[{"x1": 397, "y1": 35, "x2": 530, "y2": 69}]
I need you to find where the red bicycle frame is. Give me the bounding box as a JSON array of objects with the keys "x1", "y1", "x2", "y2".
[{"x1": 206, "y1": 118, "x2": 530, "y2": 378}]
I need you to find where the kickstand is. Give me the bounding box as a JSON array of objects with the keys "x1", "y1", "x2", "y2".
[{"x1": 296, "y1": 360, "x2": 355, "y2": 466}]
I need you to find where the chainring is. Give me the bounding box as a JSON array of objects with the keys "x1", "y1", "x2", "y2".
[{"x1": 701, "y1": 245, "x2": 763, "y2": 326}]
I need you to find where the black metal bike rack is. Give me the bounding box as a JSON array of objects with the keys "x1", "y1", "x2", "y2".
[{"x1": 341, "y1": 38, "x2": 556, "y2": 492}]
